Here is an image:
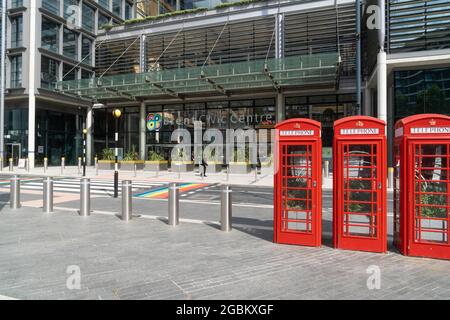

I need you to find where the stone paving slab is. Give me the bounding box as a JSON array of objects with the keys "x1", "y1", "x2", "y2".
[{"x1": 0, "y1": 205, "x2": 448, "y2": 300}]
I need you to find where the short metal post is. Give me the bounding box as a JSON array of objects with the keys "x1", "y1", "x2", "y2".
[
  {"x1": 226, "y1": 165, "x2": 229, "y2": 182},
  {"x1": 121, "y1": 180, "x2": 132, "y2": 221},
  {"x1": 324, "y1": 160, "x2": 329, "y2": 178},
  {"x1": 134, "y1": 163, "x2": 137, "y2": 177},
  {"x1": 78, "y1": 157, "x2": 82, "y2": 174},
  {"x1": 9, "y1": 158, "x2": 13, "y2": 172},
  {"x1": 10, "y1": 176, "x2": 20, "y2": 209},
  {"x1": 26, "y1": 158, "x2": 30, "y2": 172},
  {"x1": 80, "y1": 178, "x2": 90, "y2": 216},
  {"x1": 168, "y1": 182, "x2": 179, "y2": 226},
  {"x1": 95, "y1": 157, "x2": 98, "y2": 176},
  {"x1": 61, "y1": 157, "x2": 65, "y2": 174},
  {"x1": 254, "y1": 166, "x2": 258, "y2": 181},
  {"x1": 44, "y1": 157, "x2": 48, "y2": 173},
  {"x1": 43, "y1": 177, "x2": 53, "y2": 213},
  {"x1": 221, "y1": 185, "x2": 232, "y2": 232},
  {"x1": 0, "y1": 157, "x2": 3, "y2": 171},
  {"x1": 388, "y1": 167, "x2": 394, "y2": 189}
]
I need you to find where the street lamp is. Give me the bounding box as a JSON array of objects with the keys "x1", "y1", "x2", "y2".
[
  {"x1": 82, "y1": 128, "x2": 87, "y2": 176},
  {"x1": 112, "y1": 109, "x2": 122, "y2": 198}
]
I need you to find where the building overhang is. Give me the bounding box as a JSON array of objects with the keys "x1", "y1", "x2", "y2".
[
  {"x1": 55, "y1": 53, "x2": 341, "y2": 103},
  {"x1": 366, "y1": 49, "x2": 450, "y2": 89}
]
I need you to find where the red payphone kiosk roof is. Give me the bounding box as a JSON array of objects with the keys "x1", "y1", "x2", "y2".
[
  {"x1": 394, "y1": 114, "x2": 450, "y2": 137},
  {"x1": 395, "y1": 113, "x2": 450, "y2": 128},
  {"x1": 333, "y1": 115, "x2": 386, "y2": 136},
  {"x1": 275, "y1": 118, "x2": 321, "y2": 129}
]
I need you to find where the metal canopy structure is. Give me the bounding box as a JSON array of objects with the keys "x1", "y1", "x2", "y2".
[{"x1": 55, "y1": 53, "x2": 341, "y2": 102}]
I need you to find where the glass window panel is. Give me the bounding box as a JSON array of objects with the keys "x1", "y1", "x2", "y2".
[
  {"x1": 82, "y1": 3, "x2": 95, "y2": 33},
  {"x1": 42, "y1": 0, "x2": 60, "y2": 15},
  {"x1": 63, "y1": 28, "x2": 78, "y2": 59},
  {"x1": 113, "y1": 0, "x2": 122, "y2": 16},
  {"x1": 41, "y1": 18, "x2": 60, "y2": 53},
  {"x1": 41, "y1": 56, "x2": 59, "y2": 89},
  {"x1": 10, "y1": 55, "x2": 22, "y2": 88},
  {"x1": 11, "y1": 16, "x2": 23, "y2": 48}
]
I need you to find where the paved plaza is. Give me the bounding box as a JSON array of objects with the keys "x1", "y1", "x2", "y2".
[{"x1": 0, "y1": 172, "x2": 448, "y2": 300}]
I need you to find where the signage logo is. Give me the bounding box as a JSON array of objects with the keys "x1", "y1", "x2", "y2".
[
  {"x1": 146, "y1": 113, "x2": 162, "y2": 132},
  {"x1": 411, "y1": 127, "x2": 450, "y2": 134},
  {"x1": 280, "y1": 130, "x2": 314, "y2": 136},
  {"x1": 340, "y1": 128, "x2": 379, "y2": 135},
  {"x1": 429, "y1": 119, "x2": 436, "y2": 126},
  {"x1": 355, "y1": 121, "x2": 364, "y2": 127}
]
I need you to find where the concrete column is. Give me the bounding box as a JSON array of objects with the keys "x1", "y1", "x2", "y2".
[
  {"x1": 139, "y1": 101, "x2": 146, "y2": 160},
  {"x1": 28, "y1": 1, "x2": 37, "y2": 169},
  {"x1": 387, "y1": 85, "x2": 394, "y2": 167},
  {"x1": 276, "y1": 93, "x2": 285, "y2": 123},
  {"x1": 364, "y1": 87, "x2": 372, "y2": 116},
  {"x1": 377, "y1": 51, "x2": 387, "y2": 124},
  {"x1": 86, "y1": 105, "x2": 93, "y2": 165}
]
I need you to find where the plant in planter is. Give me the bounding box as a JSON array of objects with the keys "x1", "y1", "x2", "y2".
[
  {"x1": 145, "y1": 151, "x2": 168, "y2": 171},
  {"x1": 120, "y1": 145, "x2": 144, "y2": 170},
  {"x1": 229, "y1": 147, "x2": 251, "y2": 174},
  {"x1": 98, "y1": 148, "x2": 115, "y2": 169}
]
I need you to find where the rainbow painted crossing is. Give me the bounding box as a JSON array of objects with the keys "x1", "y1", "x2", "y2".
[{"x1": 134, "y1": 183, "x2": 208, "y2": 199}]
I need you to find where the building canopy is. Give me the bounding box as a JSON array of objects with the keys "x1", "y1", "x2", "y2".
[{"x1": 55, "y1": 53, "x2": 340, "y2": 102}]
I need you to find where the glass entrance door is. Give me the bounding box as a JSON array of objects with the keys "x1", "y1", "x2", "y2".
[{"x1": 6, "y1": 143, "x2": 21, "y2": 165}]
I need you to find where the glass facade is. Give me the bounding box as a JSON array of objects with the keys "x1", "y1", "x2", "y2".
[
  {"x1": 394, "y1": 67, "x2": 450, "y2": 122},
  {"x1": 285, "y1": 94, "x2": 355, "y2": 147},
  {"x1": 98, "y1": 12, "x2": 110, "y2": 28},
  {"x1": 99, "y1": 0, "x2": 110, "y2": 10},
  {"x1": 63, "y1": 63, "x2": 77, "y2": 81},
  {"x1": 41, "y1": 56, "x2": 59, "y2": 89},
  {"x1": 63, "y1": 27, "x2": 78, "y2": 59},
  {"x1": 113, "y1": 0, "x2": 122, "y2": 16},
  {"x1": 10, "y1": 15, "x2": 23, "y2": 48},
  {"x1": 64, "y1": 0, "x2": 79, "y2": 22},
  {"x1": 36, "y1": 109, "x2": 84, "y2": 165},
  {"x1": 82, "y1": 36, "x2": 93, "y2": 65},
  {"x1": 388, "y1": 0, "x2": 450, "y2": 53},
  {"x1": 42, "y1": 0, "x2": 60, "y2": 15},
  {"x1": 11, "y1": 0, "x2": 23, "y2": 8},
  {"x1": 82, "y1": 3, "x2": 95, "y2": 32},
  {"x1": 10, "y1": 55, "x2": 22, "y2": 88},
  {"x1": 41, "y1": 18, "x2": 60, "y2": 53},
  {"x1": 93, "y1": 98, "x2": 276, "y2": 160}
]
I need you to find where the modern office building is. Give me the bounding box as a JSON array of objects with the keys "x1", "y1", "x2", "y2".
[{"x1": 1, "y1": 0, "x2": 450, "y2": 167}]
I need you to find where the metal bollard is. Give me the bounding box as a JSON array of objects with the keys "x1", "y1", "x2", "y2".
[
  {"x1": 10, "y1": 176, "x2": 21, "y2": 209},
  {"x1": 226, "y1": 165, "x2": 229, "y2": 182},
  {"x1": 121, "y1": 180, "x2": 132, "y2": 221},
  {"x1": 26, "y1": 158, "x2": 30, "y2": 172},
  {"x1": 9, "y1": 158, "x2": 13, "y2": 172},
  {"x1": 95, "y1": 157, "x2": 98, "y2": 176},
  {"x1": 78, "y1": 157, "x2": 82, "y2": 174},
  {"x1": 61, "y1": 157, "x2": 65, "y2": 174},
  {"x1": 168, "y1": 182, "x2": 179, "y2": 226},
  {"x1": 43, "y1": 177, "x2": 53, "y2": 213},
  {"x1": 220, "y1": 185, "x2": 232, "y2": 232},
  {"x1": 44, "y1": 157, "x2": 48, "y2": 173},
  {"x1": 324, "y1": 160, "x2": 330, "y2": 178},
  {"x1": 134, "y1": 163, "x2": 137, "y2": 177},
  {"x1": 388, "y1": 167, "x2": 394, "y2": 189},
  {"x1": 0, "y1": 157, "x2": 3, "y2": 171},
  {"x1": 80, "y1": 178, "x2": 90, "y2": 216}
]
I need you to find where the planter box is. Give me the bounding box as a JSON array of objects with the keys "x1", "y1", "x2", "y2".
[
  {"x1": 206, "y1": 162, "x2": 223, "y2": 174},
  {"x1": 229, "y1": 162, "x2": 251, "y2": 174},
  {"x1": 144, "y1": 160, "x2": 168, "y2": 171},
  {"x1": 171, "y1": 161, "x2": 194, "y2": 172},
  {"x1": 119, "y1": 160, "x2": 145, "y2": 171},
  {"x1": 97, "y1": 160, "x2": 114, "y2": 170}
]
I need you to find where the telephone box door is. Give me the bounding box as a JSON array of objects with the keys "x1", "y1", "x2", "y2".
[
  {"x1": 274, "y1": 119, "x2": 322, "y2": 247},
  {"x1": 408, "y1": 140, "x2": 450, "y2": 259},
  {"x1": 335, "y1": 140, "x2": 386, "y2": 252}
]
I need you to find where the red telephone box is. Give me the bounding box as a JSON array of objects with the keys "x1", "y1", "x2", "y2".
[
  {"x1": 394, "y1": 114, "x2": 450, "y2": 260},
  {"x1": 333, "y1": 116, "x2": 387, "y2": 253},
  {"x1": 274, "y1": 118, "x2": 322, "y2": 247}
]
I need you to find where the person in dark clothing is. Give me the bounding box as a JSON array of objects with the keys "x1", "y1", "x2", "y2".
[{"x1": 200, "y1": 157, "x2": 208, "y2": 177}]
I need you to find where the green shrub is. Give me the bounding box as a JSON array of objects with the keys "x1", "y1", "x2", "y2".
[
  {"x1": 101, "y1": 148, "x2": 115, "y2": 160},
  {"x1": 123, "y1": 145, "x2": 138, "y2": 161},
  {"x1": 215, "y1": 0, "x2": 265, "y2": 10},
  {"x1": 148, "y1": 151, "x2": 165, "y2": 161}
]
